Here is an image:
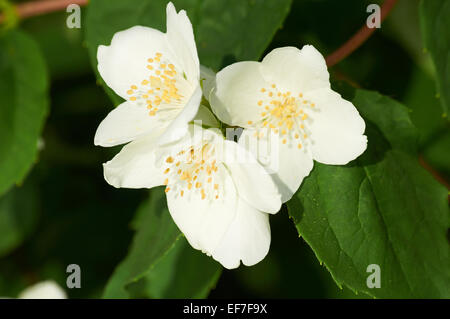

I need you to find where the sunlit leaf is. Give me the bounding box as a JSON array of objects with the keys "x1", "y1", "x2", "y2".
[{"x1": 288, "y1": 89, "x2": 450, "y2": 298}]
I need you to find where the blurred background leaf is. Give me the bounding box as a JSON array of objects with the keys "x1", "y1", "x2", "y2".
[
  {"x1": 0, "y1": 182, "x2": 39, "y2": 258},
  {"x1": 0, "y1": 30, "x2": 49, "y2": 196},
  {"x1": 420, "y1": 0, "x2": 450, "y2": 116}
]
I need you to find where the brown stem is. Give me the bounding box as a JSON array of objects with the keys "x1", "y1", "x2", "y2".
[
  {"x1": 0, "y1": 0, "x2": 88, "y2": 24},
  {"x1": 419, "y1": 156, "x2": 450, "y2": 191},
  {"x1": 326, "y1": 0, "x2": 398, "y2": 67}
]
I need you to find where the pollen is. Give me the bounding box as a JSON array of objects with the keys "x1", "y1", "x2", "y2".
[
  {"x1": 128, "y1": 52, "x2": 184, "y2": 116},
  {"x1": 160, "y1": 143, "x2": 223, "y2": 201},
  {"x1": 251, "y1": 86, "x2": 316, "y2": 148}
]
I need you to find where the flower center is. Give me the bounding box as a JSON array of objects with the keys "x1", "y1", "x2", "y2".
[
  {"x1": 251, "y1": 84, "x2": 316, "y2": 149},
  {"x1": 162, "y1": 142, "x2": 222, "y2": 200},
  {"x1": 126, "y1": 52, "x2": 186, "y2": 117}
]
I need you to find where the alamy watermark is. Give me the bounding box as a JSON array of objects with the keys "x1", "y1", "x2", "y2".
[
  {"x1": 366, "y1": 4, "x2": 381, "y2": 29},
  {"x1": 66, "y1": 4, "x2": 81, "y2": 29},
  {"x1": 366, "y1": 264, "x2": 381, "y2": 288},
  {"x1": 66, "y1": 264, "x2": 81, "y2": 289}
]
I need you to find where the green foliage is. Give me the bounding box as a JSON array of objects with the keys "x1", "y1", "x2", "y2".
[
  {"x1": 103, "y1": 187, "x2": 221, "y2": 298},
  {"x1": 0, "y1": 30, "x2": 49, "y2": 196},
  {"x1": 0, "y1": 183, "x2": 39, "y2": 258},
  {"x1": 420, "y1": 0, "x2": 450, "y2": 116},
  {"x1": 85, "y1": 0, "x2": 292, "y2": 105},
  {"x1": 288, "y1": 89, "x2": 450, "y2": 298}
]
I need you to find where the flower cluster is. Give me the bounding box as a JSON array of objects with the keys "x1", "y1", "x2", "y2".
[{"x1": 94, "y1": 2, "x2": 367, "y2": 269}]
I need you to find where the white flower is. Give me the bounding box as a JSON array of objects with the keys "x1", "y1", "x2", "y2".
[
  {"x1": 210, "y1": 46, "x2": 367, "y2": 202},
  {"x1": 18, "y1": 281, "x2": 67, "y2": 299},
  {"x1": 103, "y1": 125, "x2": 282, "y2": 269},
  {"x1": 94, "y1": 2, "x2": 202, "y2": 147}
]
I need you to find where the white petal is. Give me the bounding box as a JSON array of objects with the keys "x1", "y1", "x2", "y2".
[
  {"x1": 18, "y1": 281, "x2": 67, "y2": 299},
  {"x1": 211, "y1": 198, "x2": 271, "y2": 269},
  {"x1": 157, "y1": 85, "x2": 202, "y2": 145},
  {"x1": 239, "y1": 129, "x2": 314, "y2": 203},
  {"x1": 194, "y1": 104, "x2": 220, "y2": 128},
  {"x1": 261, "y1": 46, "x2": 330, "y2": 93},
  {"x1": 97, "y1": 26, "x2": 174, "y2": 100},
  {"x1": 166, "y1": 171, "x2": 238, "y2": 253},
  {"x1": 103, "y1": 134, "x2": 166, "y2": 189},
  {"x1": 210, "y1": 61, "x2": 269, "y2": 127},
  {"x1": 166, "y1": 2, "x2": 199, "y2": 83},
  {"x1": 307, "y1": 88, "x2": 367, "y2": 165},
  {"x1": 200, "y1": 65, "x2": 216, "y2": 101},
  {"x1": 94, "y1": 101, "x2": 168, "y2": 147},
  {"x1": 223, "y1": 140, "x2": 282, "y2": 214}
]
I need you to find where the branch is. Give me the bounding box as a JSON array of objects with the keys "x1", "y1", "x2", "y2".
[
  {"x1": 326, "y1": 0, "x2": 398, "y2": 67},
  {"x1": 0, "y1": 0, "x2": 88, "y2": 24},
  {"x1": 419, "y1": 156, "x2": 450, "y2": 191}
]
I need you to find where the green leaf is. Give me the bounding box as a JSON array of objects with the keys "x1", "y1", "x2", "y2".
[
  {"x1": 103, "y1": 187, "x2": 221, "y2": 298},
  {"x1": 420, "y1": 0, "x2": 450, "y2": 117},
  {"x1": 22, "y1": 11, "x2": 91, "y2": 80},
  {"x1": 288, "y1": 89, "x2": 450, "y2": 298},
  {"x1": 127, "y1": 238, "x2": 222, "y2": 298},
  {"x1": 403, "y1": 66, "x2": 448, "y2": 147},
  {"x1": 0, "y1": 184, "x2": 39, "y2": 257},
  {"x1": 0, "y1": 30, "x2": 49, "y2": 196},
  {"x1": 85, "y1": 0, "x2": 292, "y2": 105}
]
